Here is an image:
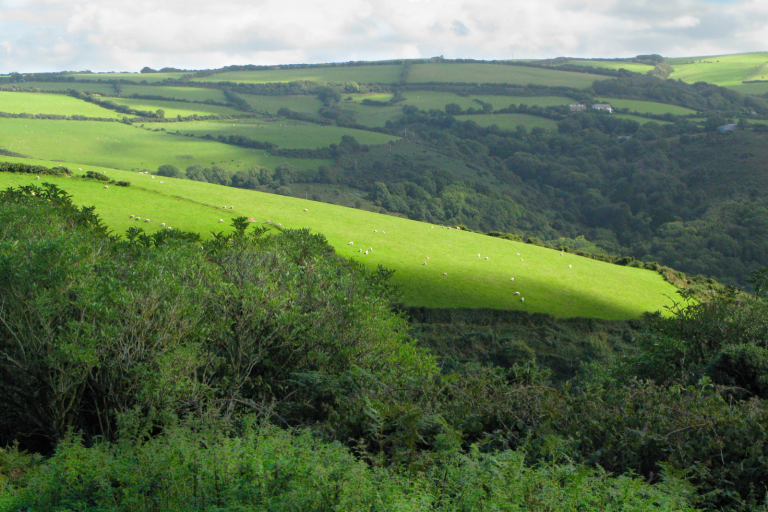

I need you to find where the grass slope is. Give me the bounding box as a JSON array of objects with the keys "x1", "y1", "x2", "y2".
[
  {"x1": 667, "y1": 52, "x2": 768, "y2": 93},
  {"x1": 194, "y1": 65, "x2": 402, "y2": 84},
  {"x1": 407, "y1": 63, "x2": 599, "y2": 88},
  {"x1": 0, "y1": 118, "x2": 323, "y2": 172},
  {"x1": 68, "y1": 72, "x2": 190, "y2": 82},
  {"x1": 119, "y1": 85, "x2": 229, "y2": 103},
  {"x1": 0, "y1": 156, "x2": 679, "y2": 319},
  {"x1": 106, "y1": 98, "x2": 241, "y2": 117},
  {"x1": 597, "y1": 98, "x2": 697, "y2": 115},
  {"x1": 0, "y1": 91, "x2": 124, "y2": 118},
  {"x1": 563, "y1": 60, "x2": 655, "y2": 73},
  {"x1": 460, "y1": 113, "x2": 558, "y2": 131},
  {"x1": 153, "y1": 119, "x2": 399, "y2": 148},
  {"x1": 0, "y1": 82, "x2": 118, "y2": 94}
]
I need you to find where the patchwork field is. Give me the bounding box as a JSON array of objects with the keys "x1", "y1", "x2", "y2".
[
  {"x1": 613, "y1": 114, "x2": 672, "y2": 125},
  {"x1": 119, "y1": 85, "x2": 229, "y2": 103},
  {"x1": 194, "y1": 64, "x2": 402, "y2": 84},
  {"x1": 460, "y1": 113, "x2": 559, "y2": 131},
  {"x1": 564, "y1": 60, "x2": 655, "y2": 73},
  {"x1": 151, "y1": 119, "x2": 399, "y2": 148},
  {"x1": 0, "y1": 82, "x2": 118, "y2": 94},
  {"x1": 407, "y1": 63, "x2": 599, "y2": 88},
  {"x1": 0, "y1": 118, "x2": 323, "y2": 171},
  {"x1": 0, "y1": 91, "x2": 124, "y2": 118},
  {"x1": 106, "y1": 98, "x2": 242, "y2": 117},
  {"x1": 0, "y1": 157, "x2": 679, "y2": 319},
  {"x1": 241, "y1": 94, "x2": 324, "y2": 114},
  {"x1": 400, "y1": 91, "x2": 572, "y2": 111},
  {"x1": 598, "y1": 98, "x2": 697, "y2": 115},
  {"x1": 667, "y1": 52, "x2": 768, "y2": 91},
  {"x1": 68, "y1": 72, "x2": 190, "y2": 82}
]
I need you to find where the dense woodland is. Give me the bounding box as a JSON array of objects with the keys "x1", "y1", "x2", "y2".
[{"x1": 1, "y1": 186, "x2": 768, "y2": 510}]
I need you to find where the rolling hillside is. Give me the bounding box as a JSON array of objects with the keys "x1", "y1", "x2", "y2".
[{"x1": 0, "y1": 157, "x2": 679, "y2": 319}]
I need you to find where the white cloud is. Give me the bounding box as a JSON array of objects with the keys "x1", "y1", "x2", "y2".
[
  {"x1": 661, "y1": 15, "x2": 700, "y2": 28},
  {"x1": 0, "y1": 41, "x2": 11, "y2": 54},
  {"x1": 0, "y1": 0, "x2": 766, "y2": 72}
]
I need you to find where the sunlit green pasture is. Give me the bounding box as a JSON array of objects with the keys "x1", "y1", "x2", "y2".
[
  {"x1": 0, "y1": 156, "x2": 679, "y2": 319},
  {"x1": 68, "y1": 72, "x2": 190, "y2": 82},
  {"x1": 152, "y1": 119, "x2": 399, "y2": 148},
  {"x1": 119, "y1": 85, "x2": 228, "y2": 103},
  {"x1": 0, "y1": 91, "x2": 124, "y2": 118},
  {"x1": 460, "y1": 113, "x2": 558, "y2": 131},
  {"x1": 407, "y1": 63, "x2": 599, "y2": 88},
  {"x1": 565, "y1": 60, "x2": 654, "y2": 73},
  {"x1": 598, "y1": 98, "x2": 697, "y2": 115},
  {"x1": 612, "y1": 114, "x2": 672, "y2": 125},
  {"x1": 401, "y1": 91, "x2": 572, "y2": 110},
  {"x1": 0, "y1": 82, "x2": 118, "y2": 94},
  {"x1": 194, "y1": 65, "x2": 402, "y2": 84},
  {"x1": 667, "y1": 52, "x2": 768, "y2": 89},
  {"x1": 0, "y1": 118, "x2": 324, "y2": 172},
  {"x1": 241, "y1": 94, "x2": 324, "y2": 114},
  {"x1": 107, "y1": 98, "x2": 241, "y2": 117}
]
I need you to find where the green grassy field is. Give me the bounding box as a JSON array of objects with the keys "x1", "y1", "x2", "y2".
[
  {"x1": 241, "y1": 94, "x2": 324, "y2": 114},
  {"x1": 667, "y1": 52, "x2": 768, "y2": 90},
  {"x1": 460, "y1": 113, "x2": 558, "y2": 131},
  {"x1": 0, "y1": 156, "x2": 679, "y2": 319},
  {"x1": 613, "y1": 114, "x2": 672, "y2": 125},
  {"x1": 68, "y1": 72, "x2": 190, "y2": 83},
  {"x1": 564, "y1": 60, "x2": 654, "y2": 73},
  {"x1": 400, "y1": 91, "x2": 572, "y2": 111},
  {"x1": 407, "y1": 63, "x2": 599, "y2": 88},
  {"x1": 598, "y1": 98, "x2": 697, "y2": 115},
  {"x1": 152, "y1": 119, "x2": 399, "y2": 148},
  {"x1": 0, "y1": 118, "x2": 323, "y2": 172},
  {"x1": 107, "y1": 98, "x2": 242, "y2": 117},
  {"x1": 194, "y1": 65, "x2": 402, "y2": 84},
  {"x1": 119, "y1": 85, "x2": 228, "y2": 103},
  {"x1": 0, "y1": 91, "x2": 124, "y2": 118},
  {"x1": 0, "y1": 82, "x2": 119, "y2": 94}
]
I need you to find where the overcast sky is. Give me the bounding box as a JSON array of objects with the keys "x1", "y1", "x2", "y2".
[{"x1": 1, "y1": 0, "x2": 767, "y2": 73}]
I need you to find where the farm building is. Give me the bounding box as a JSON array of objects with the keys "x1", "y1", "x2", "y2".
[
  {"x1": 592, "y1": 103, "x2": 613, "y2": 113},
  {"x1": 569, "y1": 104, "x2": 587, "y2": 111}
]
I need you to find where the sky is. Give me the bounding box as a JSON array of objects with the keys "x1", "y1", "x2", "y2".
[{"x1": 1, "y1": 0, "x2": 767, "y2": 73}]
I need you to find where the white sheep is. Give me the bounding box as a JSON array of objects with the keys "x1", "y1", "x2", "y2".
[
  {"x1": 151, "y1": 176, "x2": 155, "y2": 179},
  {"x1": 426, "y1": 257, "x2": 430, "y2": 260},
  {"x1": 369, "y1": 247, "x2": 373, "y2": 251},
  {"x1": 349, "y1": 242, "x2": 354, "y2": 245},
  {"x1": 304, "y1": 209, "x2": 308, "y2": 212},
  {"x1": 145, "y1": 219, "x2": 150, "y2": 223},
  {"x1": 78, "y1": 168, "x2": 82, "y2": 171},
  {"x1": 443, "y1": 272, "x2": 448, "y2": 276},
  {"x1": 161, "y1": 223, "x2": 166, "y2": 227},
  {"x1": 569, "y1": 264, "x2": 572, "y2": 268},
  {"x1": 374, "y1": 230, "x2": 378, "y2": 232},
  {"x1": 521, "y1": 297, "x2": 525, "y2": 302},
  {"x1": 364, "y1": 251, "x2": 368, "y2": 255},
  {"x1": 485, "y1": 257, "x2": 489, "y2": 260},
  {"x1": 514, "y1": 292, "x2": 520, "y2": 295},
  {"x1": 521, "y1": 258, "x2": 524, "y2": 261},
  {"x1": 229, "y1": 206, "x2": 234, "y2": 209},
  {"x1": 167, "y1": 227, "x2": 172, "y2": 230},
  {"x1": 447, "y1": 227, "x2": 452, "y2": 230},
  {"x1": 478, "y1": 254, "x2": 481, "y2": 257},
  {"x1": 510, "y1": 278, "x2": 515, "y2": 281},
  {"x1": 219, "y1": 219, "x2": 224, "y2": 223},
  {"x1": 130, "y1": 215, "x2": 135, "y2": 219},
  {"x1": 382, "y1": 231, "x2": 385, "y2": 234},
  {"x1": 456, "y1": 227, "x2": 461, "y2": 230},
  {"x1": 159, "y1": 181, "x2": 163, "y2": 183},
  {"x1": 517, "y1": 253, "x2": 520, "y2": 256},
  {"x1": 104, "y1": 185, "x2": 109, "y2": 189},
  {"x1": 136, "y1": 217, "x2": 141, "y2": 221},
  {"x1": 36, "y1": 176, "x2": 40, "y2": 180},
  {"x1": 423, "y1": 262, "x2": 427, "y2": 265},
  {"x1": 431, "y1": 226, "x2": 434, "y2": 229},
  {"x1": 358, "y1": 249, "x2": 362, "y2": 252}
]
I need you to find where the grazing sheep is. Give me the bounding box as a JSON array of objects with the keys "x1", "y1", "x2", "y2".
[
  {"x1": 159, "y1": 181, "x2": 163, "y2": 183},
  {"x1": 443, "y1": 272, "x2": 447, "y2": 276},
  {"x1": 382, "y1": 231, "x2": 385, "y2": 234},
  {"x1": 521, "y1": 258, "x2": 524, "y2": 261},
  {"x1": 145, "y1": 219, "x2": 150, "y2": 223},
  {"x1": 104, "y1": 185, "x2": 109, "y2": 189},
  {"x1": 369, "y1": 247, "x2": 373, "y2": 251},
  {"x1": 374, "y1": 230, "x2": 378, "y2": 232},
  {"x1": 358, "y1": 249, "x2": 362, "y2": 252},
  {"x1": 569, "y1": 264, "x2": 572, "y2": 268},
  {"x1": 219, "y1": 219, "x2": 224, "y2": 223},
  {"x1": 161, "y1": 223, "x2": 166, "y2": 227},
  {"x1": 561, "y1": 252, "x2": 564, "y2": 256},
  {"x1": 431, "y1": 226, "x2": 434, "y2": 229},
  {"x1": 349, "y1": 242, "x2": 354, "y2": 245},
  {"x1": 364, "y1": 251, "x2": 368, "y2": 255},
  {"x1": 136, "y1": 217, "x2": 141, "y2": 221},
  {"x1": 456, "y1": 227, "x2": 461, "y2": 230},
  {"x1": 423, "y1": 262, "x2": 427, "y2": 265},
  {"x1": 510, "y1": 277, "x2": 515, "y2": 281},
  {"x1": 36, "y1": 176, "x2": 40, "y2": 180},
  {"x1": 277, "y1": 223, "x2": 281, "y2": 227},
  {"x1": 167, "y1": 227, "x2": 172, "y2": 230},
  {"x1": 130, "y1": 215, "x2": 135, "y2": 218},
  {"x1": 426, "y1": 257, "x2": 430, "y2": 260},
  {"x1": 478, "y1": 254, "x2": 481, "y2": 257},
  {"x1": 485, "y1": 257, "x2": 489, "y2": 260},
  {"x1": 521, "y1": 297, "x2": 525, "y2": 302},
  {"x1": 78, "y1": 168, "x2": 82, "y2": 171},
  {"x1": 517, "y1": 253, "x2": 520, "y2": 256},
  {"x1": 514, "y1": 292, "x2": 520, "y2": 296},
  {"x1": 447, "y1": 227, "x2": 452, "y2": 230},
  {"x1": 304, "y1": 209, "x2": 308, "y2": 212},
  {"x1": 229, "y1": 206, "x2": 234, "y2": 209},
  {"x1": 151, "y1": 176, "x2": 155, "y2": 179}
]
